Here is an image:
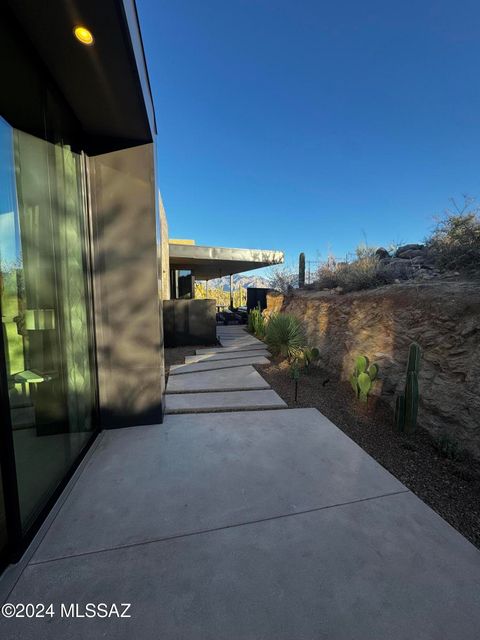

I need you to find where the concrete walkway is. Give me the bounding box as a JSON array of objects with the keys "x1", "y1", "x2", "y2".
[
  {"x1": 166, "y1": 325, "x2": 285, "y2": 414},
  {"x1": 2, "y1": 326, "x2": 480, "y2": 638}
]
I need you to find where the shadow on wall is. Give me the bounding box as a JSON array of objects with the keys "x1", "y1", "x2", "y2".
[
  {"x1": 89, "y1": 144, "x2": 165, "y2": 428},
  {"x1": 267, "y1": 282, "x2": 480, "y2": 457}
]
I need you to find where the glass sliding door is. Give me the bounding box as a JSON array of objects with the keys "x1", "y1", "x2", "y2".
[
  {"x1": 0, "y1": 118, "x2": 97, "y2": 535},
  {"x1": 0, "y1": 117, "x2": 21, "y2": 559}
]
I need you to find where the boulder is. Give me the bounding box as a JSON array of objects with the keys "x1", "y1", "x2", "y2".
[
  {"x1": 375, "y1": 247, "x2": 390, "y2": 260},
  {"x1": 411, "y1": 255, "x2": 436, "y2": 270},
  {"x1": 378, "y1": 258, "x2": 412, "y2": 280},
  {"x1": 396, "y1": 249, "x2": 425, "y2": 260},
  {"x1": 394, "y1": 243, "x2": 425, "y2": 258}
]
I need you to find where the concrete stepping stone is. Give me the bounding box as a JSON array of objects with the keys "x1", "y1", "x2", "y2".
[
  {"x1": 166, "y1": 366, "x2": 270, "y2": 394},
  {"x1": 166, "y1": 389, "x2": 287, "y2": 413},
  {"x1": 219, "y1": 337, "x2": 264, "y2": 347},
  {"x1": 185, "y1": 349, "x2": 270, "y2": 363},
  {"x1": 217, "y1": 343, "x2": 266, "y2": 351},
  {"x1": 196, "y1": 343, "x2": 267, "y2": 354},
  {"x1": 170, "y1": 355, "x2": 270, "y2": 375}
]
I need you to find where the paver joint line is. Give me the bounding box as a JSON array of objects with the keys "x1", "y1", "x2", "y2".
[{"x1": 26, "y1": 489, "x2": 410, "y2": 568}]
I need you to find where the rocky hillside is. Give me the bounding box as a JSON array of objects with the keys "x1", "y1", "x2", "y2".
[
  {"x1": 375, "y1": 243, "x2": 444, "y2": 282},
  {"x1": 267, "y1": 278, "x2": 480, "y2": 458}
]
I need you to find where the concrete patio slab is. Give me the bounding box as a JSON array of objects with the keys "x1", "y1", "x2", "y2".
[
  {"x1": 5, "y1": 491, "x2": 480, "y2": 639},
  {"x1": 196, "y1": 343, "x2": 267, "y2": 354},
  {"x1": 170, "y1": 355, "x2": 270, "y2": 374},
  {"x1": 166, "y1": 365, "x2": 270, "y2": 393},
  {"x1": 166, "y1": 390, "x2": 286, "y2": 413},
  {"x1": 28, "y1": 408, "x2": 405, "y2": 563},
  {"x1": 185, "y1": 349, "x2": 270, "y2": 363}
]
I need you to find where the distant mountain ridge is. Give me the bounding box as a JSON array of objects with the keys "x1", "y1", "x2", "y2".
[{"x1": 207, "y1": 274, "x2": 270, "y2": 291}]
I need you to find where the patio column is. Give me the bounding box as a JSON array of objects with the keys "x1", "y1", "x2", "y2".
[{"x1": 229, "y1": 274, "x2": 234, "y2": 310}]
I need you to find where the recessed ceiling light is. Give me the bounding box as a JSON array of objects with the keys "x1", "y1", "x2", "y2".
[{"x1": 73, "y1": 25, "x2": 94, "y2": 46}]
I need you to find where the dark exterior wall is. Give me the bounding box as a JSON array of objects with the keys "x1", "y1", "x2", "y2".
[
  {"x1": 163, "y1": 300, "x2": 217, "y2": 347},
  {"x1": 88, "y1": 143, "x2": 165, "y2": 427},
  {"x1": 247, "y1": 288, "x2": 272, "y2": 312}
]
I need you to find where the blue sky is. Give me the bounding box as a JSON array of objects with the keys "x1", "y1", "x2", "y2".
[{"x1": 137, "y1": 0, "x2": 480, "y2": 268}]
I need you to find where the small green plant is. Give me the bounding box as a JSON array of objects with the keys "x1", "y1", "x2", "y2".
[
  {"x1": 300, "y1": 346, "x2": 320, "y2": 371},
  {"x1": 247, "y1": 310, "x2": 255, "y2": 333},
  {"x1": 436, "y1": 434, "x2": 461, "y2": 460},
  {"x1": 290, "y1": 361, "x2": 301, "y2": 402},
  {"x1": 350, "y1": 355, "x2": 379, "y2": 403},
  {"x1": 299, "y1": 252, "x2": 306, "y2": 288},
  {"x1": 247, "y1": 303, "x2": 266, "y2": 339},
  {"x1": 394, "y1": 342, "x2": 421, "y2": 433},
  {"x1": 265, "y1": 313, "x2": 306, "y2": 361}
]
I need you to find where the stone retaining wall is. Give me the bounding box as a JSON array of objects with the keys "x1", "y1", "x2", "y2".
[{"x1": 267, "y1": 281, "x2": 480, "y2": 457}]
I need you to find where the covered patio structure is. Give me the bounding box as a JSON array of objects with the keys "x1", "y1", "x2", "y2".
[
  {"x1": 163, "y1": 241, "x2": 284, "y2": 347},
  {"x1": 168, "y1": 241, "x2": 284, "y2": 306}
]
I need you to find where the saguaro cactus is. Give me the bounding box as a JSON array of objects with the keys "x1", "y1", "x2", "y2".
[
  {"x1": 299, "y1": 252, "x2": 306, "y2": 288},
  {"x1": 394, "y1": 342, "x2": 421, "y2": 433}
]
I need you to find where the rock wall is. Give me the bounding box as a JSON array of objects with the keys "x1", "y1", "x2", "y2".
[{"x1": 267, "y1": 280, "x2": 480, "y2": 457}]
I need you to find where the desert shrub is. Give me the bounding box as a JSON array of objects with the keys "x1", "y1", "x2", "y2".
[
  {"x1": 426, "y1": 199, "x2": 480, "y2": 271},
  {"x1": 314, "y1": 246, "x2": 392, "y2": 292},
  {"x1": 266, "y1": 265, "x2": 298, "y2": 293},
  {"x1": 265, "y1": 313, "x2": 306, "y2": 360}
]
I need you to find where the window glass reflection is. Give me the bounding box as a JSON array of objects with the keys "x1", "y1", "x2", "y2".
[{"x1": 0, "y1": 120, "x2": 96, "y2": 531}]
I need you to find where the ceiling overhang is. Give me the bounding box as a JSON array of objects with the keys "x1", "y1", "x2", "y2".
[
  {"x1": 169, "y1": 243, "x2": 284, "y2": 280},
  {"x1": 6, "y1": 0, "x2": 156, "y2": 153}
]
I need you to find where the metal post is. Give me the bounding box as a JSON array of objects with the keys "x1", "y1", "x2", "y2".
[{"x1": 229, "y1": 274, "x2": 234, "y2": 310}]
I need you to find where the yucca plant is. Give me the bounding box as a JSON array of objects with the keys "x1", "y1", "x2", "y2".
[{"x1": 265, "y1": 313, "x2": 306, "y2": 361}]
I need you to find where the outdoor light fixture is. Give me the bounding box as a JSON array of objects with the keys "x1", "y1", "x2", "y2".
[{"x1": 73, "y1": 25, "x2": 94, "y2": 46}]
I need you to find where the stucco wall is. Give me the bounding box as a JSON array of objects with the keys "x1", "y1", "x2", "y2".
[
  {"x1": 89, "y1": 144, "x2": 165, "y2": 427},
  {"x1": 158, "y1": 190, "x2": 170, "y2": 300},
  {"x1": 267, "y1": 281, "x2": 480, "y2": 457}
]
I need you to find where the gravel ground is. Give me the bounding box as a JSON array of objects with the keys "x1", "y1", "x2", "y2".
[
  {"x1": 255, "y1": 358, "x2": 480, "y2": 550},
  {"x1": 164, "y1": 346, "x2": 205, "y2": 375}
]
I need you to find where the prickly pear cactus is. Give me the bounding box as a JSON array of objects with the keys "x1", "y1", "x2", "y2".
[
  {"x1": 368, "y1": 363, "x2": 379, "y2": 380},
  {"x1": 351, "y1": 355, "x2": 378, "y2": 402},
  {"x1": 355, "y1": 355, "x2": 369, "y2": 375},
  {"x1": 358, "y1": 372, "x2": 373, "y2": 402}
]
